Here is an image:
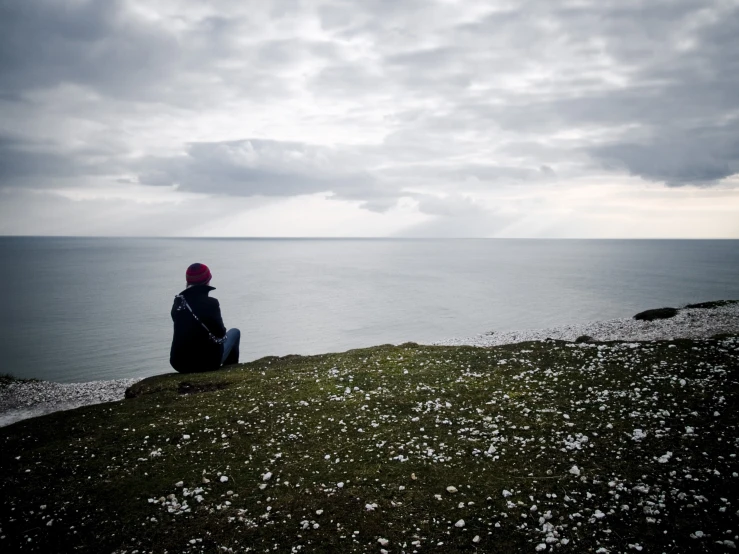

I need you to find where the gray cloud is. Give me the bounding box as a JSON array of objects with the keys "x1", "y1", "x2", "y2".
[
  {"x1": 396, "y1": 197, "x2": 515, "y2": 238},
  {"x1": 0, "y1": 0, "x2": 737, "y2": 227},
  {"x1": 0, "y1": 1, "x2": 180, "y2": 99},
  {"x1": 137, "y1": 139, "x2": 386, "y2": 201},
  {"x1": 0, "y1": 136, "x2": 75, "y2": 181},
  {"x1": 0, "y1": 0, "x2": 335, "y2": 105},
  {"x1": 540, "y1": 165, "x2": 556, "y2": 178},
  {"x1": 594, "y1": 125, "x2": 739, "y2": 186},
  {"x1": 0, "y1": 133, "x2": 127, "y2": 184}
]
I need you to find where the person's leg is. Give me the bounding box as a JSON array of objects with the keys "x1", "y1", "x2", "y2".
[{"x1": 221, "y1": 328, "x2": 241, "y2": 365}]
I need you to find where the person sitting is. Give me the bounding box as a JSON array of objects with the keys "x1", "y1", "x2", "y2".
[{"x1": 169, "y1": 263, "x2": 240, "y2": 373}]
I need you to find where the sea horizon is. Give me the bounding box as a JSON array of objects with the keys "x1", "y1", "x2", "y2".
[
  {"x1": 1, "y1": 236, "x2": 738, "y2": 384},
  {"x1": 4, "y1": 236, "x2": 739, "y2": 240}
]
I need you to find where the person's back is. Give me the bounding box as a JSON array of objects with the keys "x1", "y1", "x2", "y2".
[{"x1": 170, "y1": 263, "x2": 240, "y2": 373}]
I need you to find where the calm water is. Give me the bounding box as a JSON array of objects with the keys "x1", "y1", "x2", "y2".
[{"x1": 1, "y1": 237, "x2": 738, "y2": 383}]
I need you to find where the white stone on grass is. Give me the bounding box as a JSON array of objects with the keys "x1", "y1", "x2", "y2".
[
  {"x1": 657, "y1": 452, "x2": 672, "y2": 464},
  {"x1": 631, "y1": 429, "x2": 647, "y2": 441}
]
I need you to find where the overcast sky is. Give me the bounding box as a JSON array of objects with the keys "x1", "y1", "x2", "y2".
[{"x1": 1, "y1": 0, "x2": 738, "y2": 237}]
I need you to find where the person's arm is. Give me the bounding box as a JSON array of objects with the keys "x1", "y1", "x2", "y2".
[
  {"x1": 170, "y1": 297, "x2": 179, "y2": 322},
  {"x1": 206, "y1": 298, "x2": 228, "y2": 338}
]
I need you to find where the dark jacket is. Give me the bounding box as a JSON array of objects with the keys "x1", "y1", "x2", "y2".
[{"x1": 170, "y1": 285, "x2": 227, "y2": 373}]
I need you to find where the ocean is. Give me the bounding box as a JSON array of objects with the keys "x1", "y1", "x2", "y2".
[{"x1": 1, "y1": 237, "x2": 738, "y2": 383}]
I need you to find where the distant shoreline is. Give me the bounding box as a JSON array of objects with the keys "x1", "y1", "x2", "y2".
[
  {"x1": 2, "y1": 301, "x2": 738, "y2": 428},
  {"x1": 3, "y1": 236, "x2": 739, "y2": 240},
  {"x1": 0, "y1": 378, "x2": 140, "y2": 428},
  {"x1": 433, "y1": 301, "x2": 739, "y2": 347}
]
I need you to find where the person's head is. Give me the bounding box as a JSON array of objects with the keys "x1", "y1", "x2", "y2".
[{"x1": 186, "y1": 263, "x2": 212, "y2": 287}]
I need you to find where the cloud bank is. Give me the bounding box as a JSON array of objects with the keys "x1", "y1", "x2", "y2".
[{"x1": 0, "y1": 0, "x2": 738, "y2": 236}]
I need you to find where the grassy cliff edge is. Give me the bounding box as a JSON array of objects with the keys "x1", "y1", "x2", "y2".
[{"x1": 1, "y1": 335, "x2": 738, "y2": 553}]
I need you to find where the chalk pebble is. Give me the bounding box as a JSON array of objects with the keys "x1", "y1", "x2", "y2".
[
  {"x1": 432, "y1": 303, "x2": 739, "y2": 347},
  {"x1": 0, "y1": 378, "x2": 141, "y2": 427}
]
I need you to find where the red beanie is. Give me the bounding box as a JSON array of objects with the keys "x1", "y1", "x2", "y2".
[{"x1": 186, "y1": 263, "x2": 212, "y2": 285}]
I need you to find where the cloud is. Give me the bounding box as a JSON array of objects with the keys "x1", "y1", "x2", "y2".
[
  {"x1": 0, "y1": 135, "x2": 76, "y2": 181},
  {"x1": 414, "y1": 193, "x2": 487, "y2": 217},
  {"x1": 540, "y1": 165, "x2": 556, "y2": 178},
  {"x1": 396, "y1": 195, "x2": 514, "y2": 238},
  {"x1": 0, "y1": 188, "x2": 214, "y2": 236},
  {"x1": 0, "y1": 1, "x2": 180, "y2": 100},
  {"x1": 0, "y1": 0, "x2": 738, "y2": 236},
  {"x1": 136, "y1": 138, "x2": 387, "y2": 201},
  {"x1": 593, "y1": 125, "x2": 739, "y2": 186}
]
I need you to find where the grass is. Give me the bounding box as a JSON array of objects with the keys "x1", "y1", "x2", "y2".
[
  {"x1": 1, "y1": 336, "x2": 738, "y2": 553},
  {"x1": 0, "y1": 374, "x2": 39, "y2": 388}
]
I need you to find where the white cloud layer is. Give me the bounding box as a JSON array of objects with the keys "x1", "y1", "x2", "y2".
[{"x1": 1, "y1": 0, "x2": 738, "y2": 237}]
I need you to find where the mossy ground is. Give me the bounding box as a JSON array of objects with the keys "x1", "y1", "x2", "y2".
[
  {"x1": 0, "y1": 374, "x2": 38, "y2": 387},
  {"x1": 684, "y1": 300, "x2": 739, "y2": 310},
  {"x1": 1, "y1": 337, "x2": 738, "y2": 553}
]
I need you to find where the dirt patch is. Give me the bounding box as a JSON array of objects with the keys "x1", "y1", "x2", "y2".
[{"x1": 177, "y1": 381, "x2": 229, "y2": 395}]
